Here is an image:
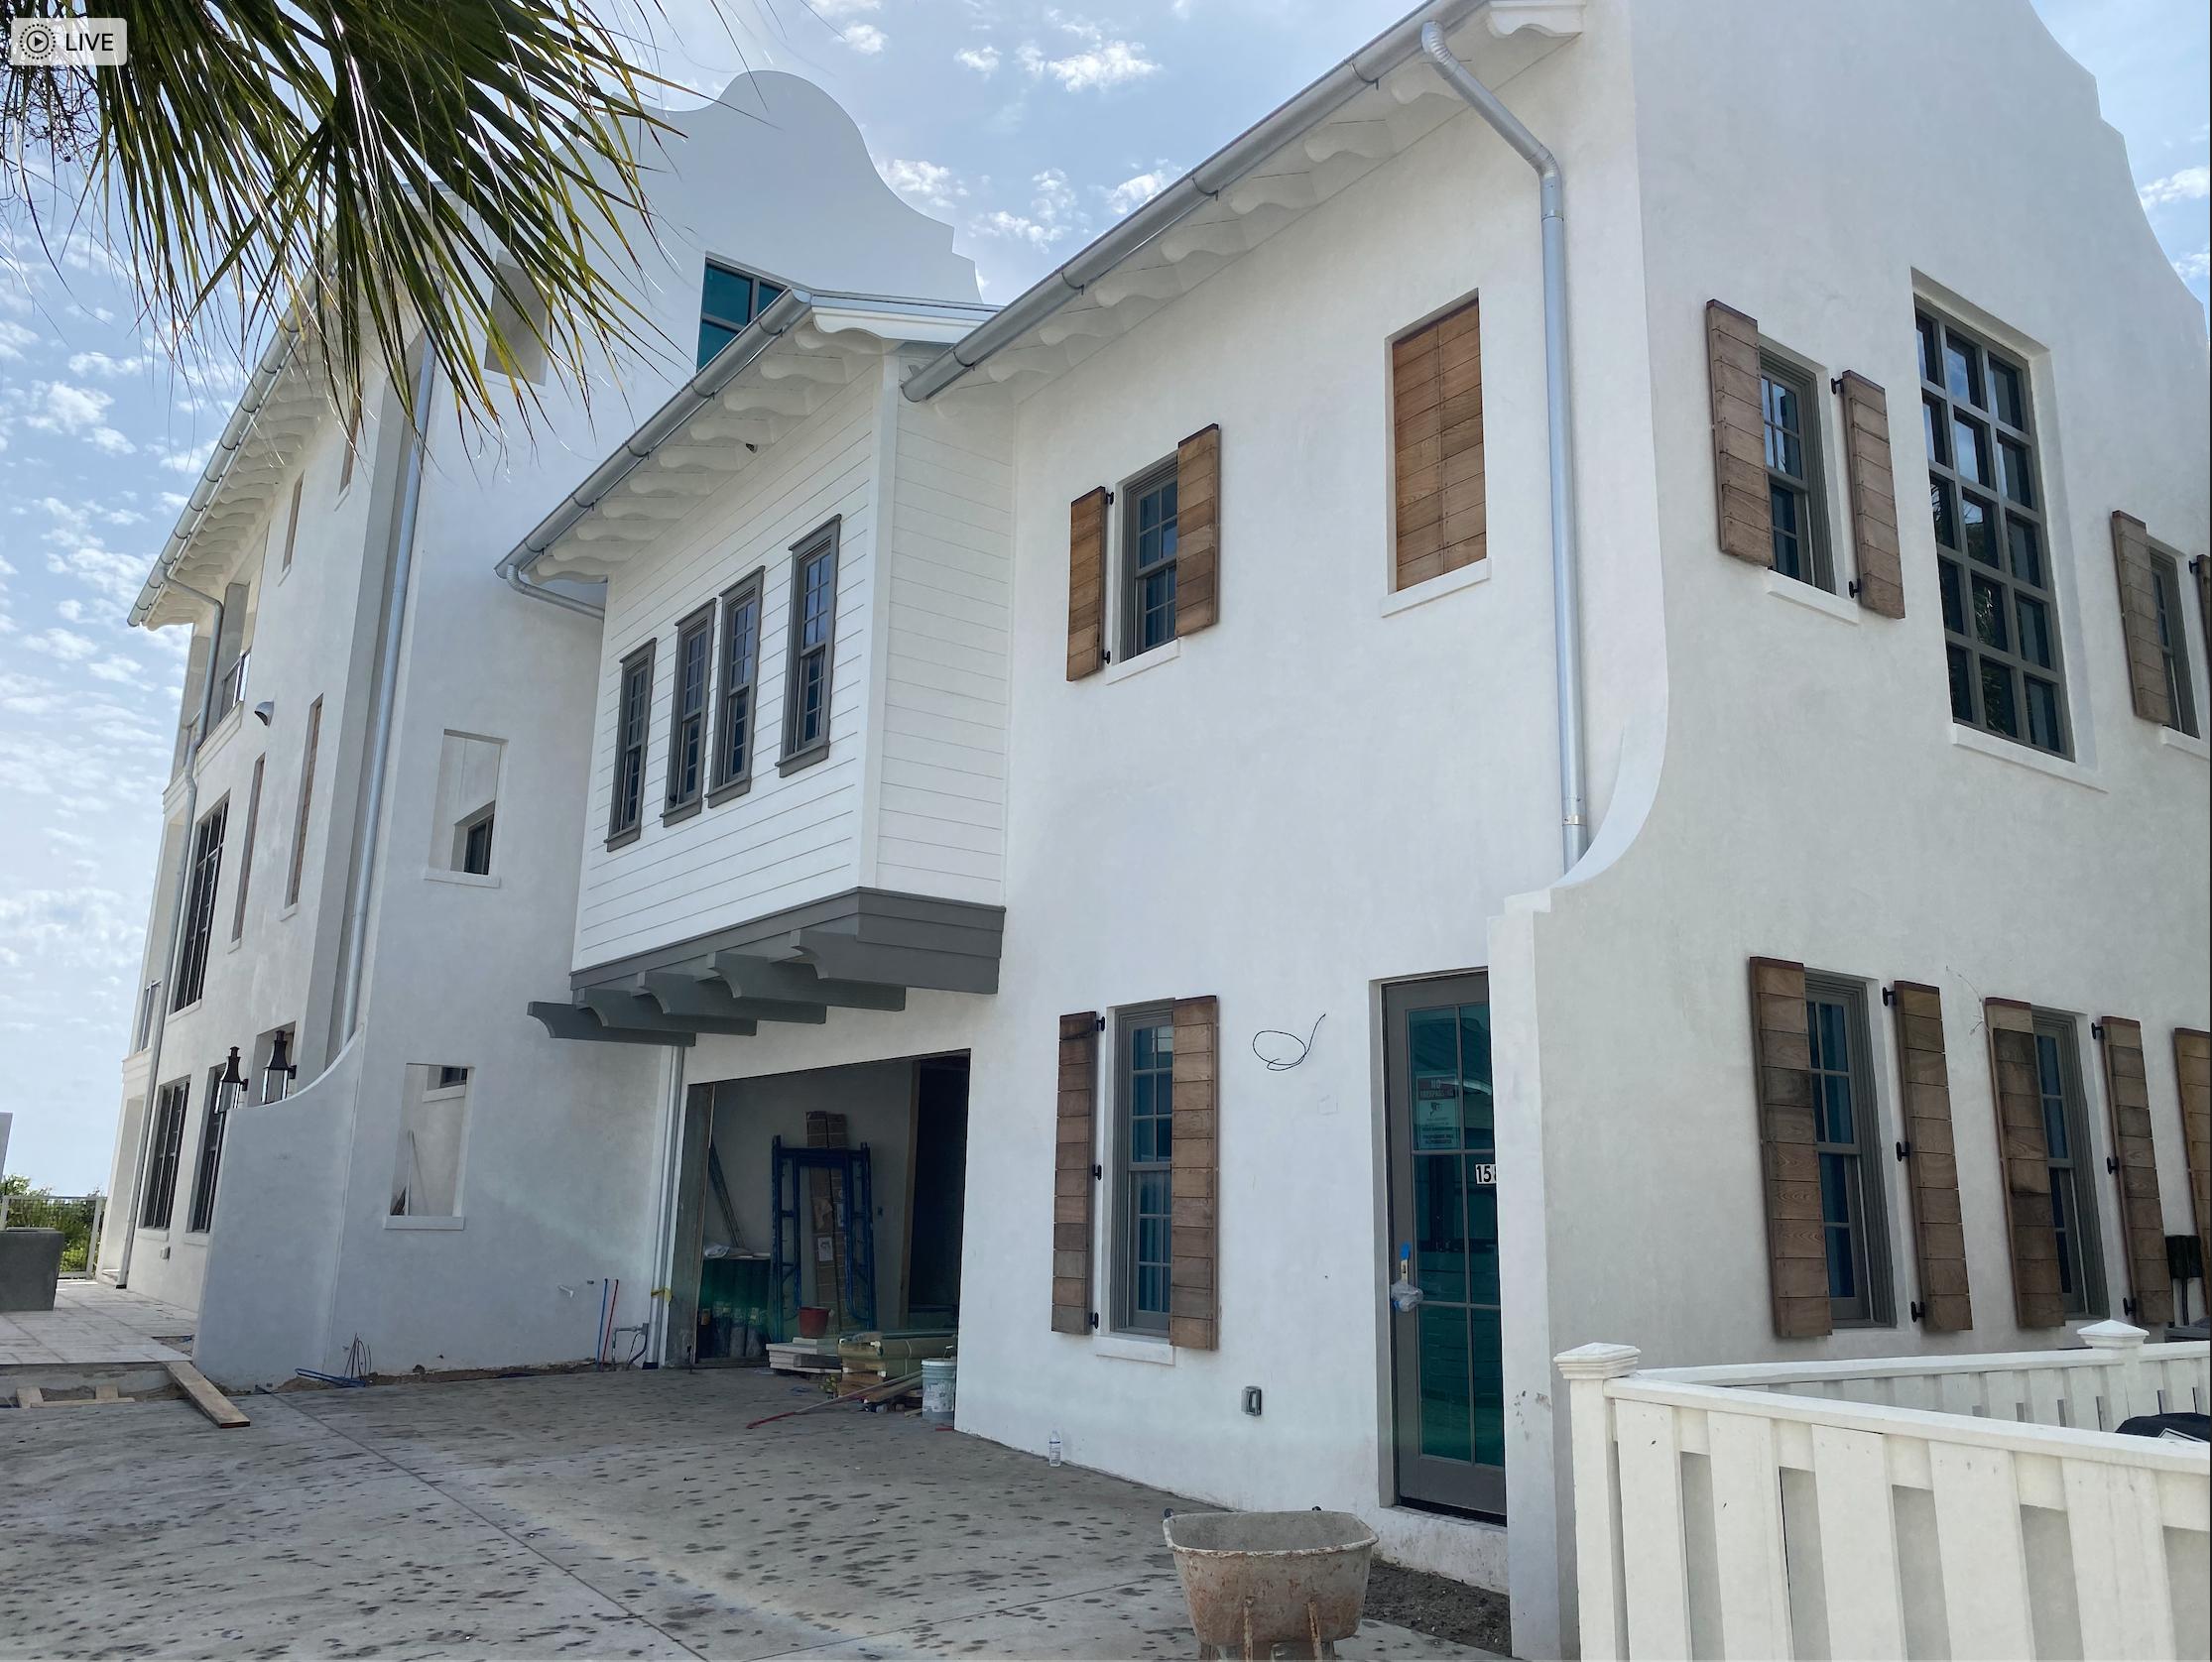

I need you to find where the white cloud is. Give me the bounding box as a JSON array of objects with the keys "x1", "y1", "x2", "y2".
[
  {"x1": 159, "y1": 438, "x2": 216, "y2": 475},
  {"x1": 955, "y1": 44, "x2": 1001, "y2": 75},
  {"x1": 67, "y1": 349, "x2": 146, "y2": 378},
  {"x1": 974, "y1": 170, "x2": 1085, "y2": 250},
  {"x1": 881, "y1": 158, "x2": 967, "y2": 212},
  {"x1": 1023, "y1": 16, "x2": 1159, "y2": 91},
  {"x1": 1105, "y1": 164, "x2": 1181, "y2": 216},
  {"x1": 0, "y1": 887, "x2": 142, "y2": 977},
  {"x1": 0, "y1": 319, "x2": 38, "y2": 360},
  {"x1": 844, "y1": 22, "x2": 887, "y2": 54},
  {"x1": 2176, "y1": 247, "x2": 2211, "y2": 283},
  {"x1": 45, "y1": 543, "x2": 152, "y2": 608},
  {"x1": 87, "y1": 425, "x2": 136, "y2": 455},
  {"x1": 32, "y1": 380, "x2": 113, "y2": 434},
  {"x1": 807, "y1": 0, "x2": 878, "y2": 14},
  {"x1": 24, "y1": 628, "x2": 99, "y2": 662},
  {"x1": 2140, "y1": 166, "x2": 2210, "y2": 208}
]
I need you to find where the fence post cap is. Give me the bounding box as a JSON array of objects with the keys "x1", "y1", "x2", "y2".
[
  {"x1": 2077, "y1": 1319, "x2": 2147, "y2": 1351},
  {"x1": 1555, "y1": 1342, "x2": 1642, "y2": 1379}
]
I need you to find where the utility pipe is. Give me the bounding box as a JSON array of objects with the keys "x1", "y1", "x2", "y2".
[{"x1": 1419, "y1": 20, "x2": 1588, "y2": 871}]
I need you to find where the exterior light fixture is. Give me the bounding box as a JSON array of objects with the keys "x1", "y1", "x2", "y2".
[{"x1": 261, "y1": 1031, "x2": 296, "y2": 1102}]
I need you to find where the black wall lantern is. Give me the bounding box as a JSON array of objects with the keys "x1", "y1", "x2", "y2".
[{"x1": 261, "y1": 1030, "x2": 297, "y2": 1101}]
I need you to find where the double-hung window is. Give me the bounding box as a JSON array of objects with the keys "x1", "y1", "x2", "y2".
[
  {"x1": 698, "y1": 261, "x2": 786, "y2": 367},
  {"x1": 1115, "y1": 1008, "x2": 1175, "y2": 1334},
  {"x1": 185, "y1": 1062, "x2": 235, "y2": 1234},
  {"x1": 1761, "y1": 355, "x2": 1833, "y2": 591},
  {"x1": 141, "y1": 1080, "x2": 188, "y2": 1230},
  {"x1": 1920, "y1": 309, "x2": 2066, "y2": 754},
  {"x1": 172, "y1": 798, "x2": 227, "y2": 1010},
  {"x1": 781, "y1": 522, "x2": 840, "y2": 770},
  {"x1": 712, "y1": 572, "x2": 764, "y2": 800},
  {"x1": 664, "y1": 607, "x2": 713, "y2": 820},
  {"x1": 2150, "y1": 549, "x2": 2201, "y2": 738},
  {"x1": 2031, "y1": 1013, "x2": 2106, "y2": 1317},
  {"x1": 1804, "y1": 976, "x2": 1892, "y2": 1325},
  {"x1": 608, "y1": 643, "x2": 656, "y2": 846},
  {"x1": 1122, "y1": 461, "x2": 1179, "y2": 658}
]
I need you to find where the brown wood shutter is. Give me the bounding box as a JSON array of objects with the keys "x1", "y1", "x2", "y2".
[
  {"x1": 1706, "y1": 300, "x2": 1769, "y2": 567},
  {"x1": 1891, "y1": 982, "x2": 1973, "y2": 1332},
  {"x1": 1837, "y1": 372, "x2": 1905, "y2": 619},
  {"x1": 1066, "y1": 489, "x2": 1108, "y2": 681},
  {"x1": 2110, "y1": 513, "x2": 2175, "y2": 725},
  {"x1": 1748, "y1": 958, "x2": 1830, "y2": 1339},
  {"x1": 1052, "y1": 1011, "x2": 1097, "y2": 1335},
  {"x1": 2095, "y1": 1017, "x2": 2171, "y2": 1325},
  {"x1": 1392, "y1": 298, "x2": 1486, "y2": 589},
  {"x1": 1169, "y1": 995, "x2": 1219, "y2": 1351},
  {"x1": 1984, "y1": 999, "x2": 2065, "y2": 1329},
  {"x1": 2174, "y1": 1028, "x2": 2211, "y2": 1288},
  {"x1": 1174, "y1": 425, "x2": 1220, "y2": 637}
]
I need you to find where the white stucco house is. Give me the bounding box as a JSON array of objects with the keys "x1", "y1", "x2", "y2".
[{"x1": 100, "y1": 3, "x2": 2208, "y2": 1655}]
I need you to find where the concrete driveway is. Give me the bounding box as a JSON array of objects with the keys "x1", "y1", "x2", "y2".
[{"x1": 1, "y1": 1367, "x2": 1496, "y2": 1659}]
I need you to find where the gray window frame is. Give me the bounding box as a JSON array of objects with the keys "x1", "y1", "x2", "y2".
[
  {"x1": 709, "y1": 569, "x2": 765, "y2": 805},
  {"x1": 663, "y1": 604, "x2": 715, "y2": 822},
  {"x1": 185, "y1": 1060, "x2": 234, "y2": 1236},
  {"x1": 1112, "y1": 1003, "x2": 1176, "y2": 1336},
  {"x1": 1919, "y1": 306, "x2": 2069, "y2": 756},
  {"x1": 1119, "y1": 457, "x2": 1179, "y2": 661},
  {"x1": 172, "y1": 795, "x2": 228, "y2": 1011},
  {"x1": 697, "y1": 260, "x2": 786, "y2": 368},
  {"x1": 2149, "y1": 547, "x2": 2201, "y2": 738},
  {"x1": 229, "y1": 754, "x2": 264, "y2": 943},
  {"x1": 457, "y1": 805, "x2": 495, "y2": 876},
  {"x1": 1804, "y1": 974, "x2": 1894, "y2": 1327},
  {"x1": 779, "y1": 519, "x2": 841, "y2": 774},
  {"x1": 607, "y1": 641, "x2": 656, "y2": 848},
  {"x1": 1760, "y1": 352, "x2": 1835, "y2": 593},
  {"x1": 2031, "y1": 1011, "x2": 2108, "y2": 1319},
  {"x1": 141, "y1": 1078, "x2": 189, "y2": 1230}
]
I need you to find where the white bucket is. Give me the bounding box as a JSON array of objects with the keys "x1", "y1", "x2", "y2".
[{"x1": 921, "y1": 1356, "x2": 957, "y2": 1423}]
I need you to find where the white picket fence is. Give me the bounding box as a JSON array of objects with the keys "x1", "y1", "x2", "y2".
[{"x1": 1558, "y1": 1323, "x2": 2211, "y2": 1661}]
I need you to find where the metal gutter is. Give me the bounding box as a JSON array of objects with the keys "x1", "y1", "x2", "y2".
[{"x1": 900, "y1": 0, "x2": 1490, "y2": 404}]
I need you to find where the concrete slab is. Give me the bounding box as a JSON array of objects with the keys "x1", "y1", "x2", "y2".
[
  {"x1": 1, "y1": 1367, "x2": 1503, "y2": 1659},
  {"x1": 0, "y1": 1278, "x2": 193, "y2": 1366}
]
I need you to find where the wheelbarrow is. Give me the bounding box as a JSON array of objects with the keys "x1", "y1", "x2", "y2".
[{"x1": 1162, "y1": 1509, "x2": 1379, "y2": 1659}]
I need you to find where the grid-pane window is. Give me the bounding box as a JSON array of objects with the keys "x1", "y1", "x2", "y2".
[
  {"x1": 1118, "y1": 1011, "x2": 1174, "y2": 1333},
  {"x1": 697, "y1": 261, "x2": 785, "y2": 367},
  {"x1": 172, "y1": 798, "x2": 227, "y2": 1010},
  {"x1": 714, "y1": 575, "x2": 763, "y2": 794},
  {"x1": 782, "y1": 525, "x2": 839, "y2": 764},
  {"x1": 141, "y1": 1080, "x2": 188, "y2": 1229},
  {"x1": 2151, "y1": 552, "x2": 2200, "y2": 738},
  {"x1": 665, "y1": 608, "x2": 713, "y2": 816},
  {"x1": 1920, "y1": 309, "x2": 2066, "y2": 754},
  {"x1": 185, "y1": 1064, "x2": 236, "y2": 1234},
  {"x1": 1762, "y1": 356, "x2": 1832, "y2": 591},
  {"x1": 1805, "y1": 978, "x2": 1892, "y2": 1325},
  {"x1": 608, "y1": 643, "x2": 655, "y2": 843},
  {"x1": 1123, "y1": 465, "x2": 1179, "y2": 657},
  {"x1": 2032, "y1": 1016, "x2": 2105, "y2": 1317}
]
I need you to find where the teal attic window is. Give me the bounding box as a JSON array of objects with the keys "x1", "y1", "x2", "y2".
[{"x1": 699, "y1": 261, "x2": 785, "y2": 366}]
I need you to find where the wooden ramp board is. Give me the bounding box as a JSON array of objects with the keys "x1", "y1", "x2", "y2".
[{"x1": 166, "y1": 1361, "x2": 249, "y2": 1428}]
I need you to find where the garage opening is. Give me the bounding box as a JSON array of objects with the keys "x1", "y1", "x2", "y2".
[{"x1": 673, "y1": 1053, "x2": 968, "y2": 1368}]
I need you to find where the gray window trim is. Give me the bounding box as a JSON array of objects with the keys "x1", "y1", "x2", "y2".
[
  {"x1": 1111, "y1": 1002, "x2": 1175, "y2": 1336},
  {"x1": 229, "y1": 754, "x2": 264, "y2": 943},
  {"x1": 1119, "y1": 456, "x2": 1179, "y2": 661},
  {"x1": 456, "y1": 804, "x2": 496, "y2": 876},
  {"x1": 663, "y1": 603, "x2": 715, "y2": 823},
  {"x1": 1759, "y1": 351, "x2": 1835, "y2": 593},
  {"x1": 2148, "y1": 546, "x2": 2201, "y2": 739},
  {"x1": 1804, "y1": 973, "x2": 1895, "y2": 1327},
  {"x1": 1919, "y1": 306, "x2": 2069, "y2": 757},
  {"x1": 607, "y1": 640, "x2": 656, "y2": 848},
  {"x1": 2031, "y1": 1010, "x2": 2108, "y2": 1319},
  {"x1": 284, "y1": 696, "x2": 322, "y2": 909},
  {"x1": 172, "y1": 793, "x2": 229, "y2": 1011},
  {"x1": 141, "y1": 1077, "x2": 190, "y2": 1230},
  {"x1": 185, "y1": 1060, "x2": 233, "y2": 1236},
  {"x1": 709, "y1": 569, "x2": 766, "y2": 806},
  {"x1": 779, "y1": 518, "x2": 842, "y2": 774}
]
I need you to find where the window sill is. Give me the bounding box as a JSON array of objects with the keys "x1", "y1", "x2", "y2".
[
  {"x1": 1763, "y1": 569, "x2": 1859, "y2": 624},
  {"x1": 706, "y1": 777, "x2": 754, "y2": 809},
  {"x1": 166, "y1": 999, "x2": 203, "y2": 1022},
  {"x1": 384, "y1": 1215, "x2": 465, "y2": 1232},
  {"x1": 421, "y1": 1085, "x2": 468, "y2": 1102},
  {"x1": 424, "y1": 868, "x2": 501, "y2": 890},
  {"x1": 605, "y1": 826, "x2": 642, "y2": 852},
  {"x1": 662, "y1": 798, "x2": 703, "y2": 827},
  {"x1": 278, "y1": 903, "x2": 300, "y2": 923},
  {"x1": 779, "y1": 744, "x2": 829, "y2": 777},
  {"x1": 1093, "y1": 1333, "x2": 1175, "y2": 1365},
  {"x1": 1104, "y1": 639, "x2": 1181, "y2": 683},
  {"x1": 1948, "y1": 723, "x2": 2106, "y2": 792},
  {"x1": 2157, "y1": 725, "x2": 2209, "y2": 762},
  {"x1": 225, "y1": 935, "x2": 244, "y2": 955},
  {"x1": 1380, "y1": 558, "x2": 1490, "y2": 618}
]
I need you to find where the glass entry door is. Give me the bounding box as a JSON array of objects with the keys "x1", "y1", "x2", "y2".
[{"x1": 1385, "y1": 975, "x2": 1504, "y2": 1517}]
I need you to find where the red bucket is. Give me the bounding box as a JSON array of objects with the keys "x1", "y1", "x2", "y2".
[{"x1": 797, "y1": 1306, "x2": 829, "y2": 1339}]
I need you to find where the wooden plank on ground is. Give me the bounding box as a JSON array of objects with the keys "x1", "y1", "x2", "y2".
[
  {"x1": 16, "y1": 1384, "x2": 45, "y2": 1408},
  {"x1": 167, "y1": 1360, "x2": 249, "y2": 1428}
]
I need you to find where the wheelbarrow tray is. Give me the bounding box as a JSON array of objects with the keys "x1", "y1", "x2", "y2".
[{"x1": 1163, "y1": 1509, "x2": 1379, "y2": 1658}]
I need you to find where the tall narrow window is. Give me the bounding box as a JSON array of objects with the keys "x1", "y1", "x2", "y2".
[
  {"x1": 697, "y1": 260, "x2": 785, "y2": 367},
  {"x1": 712, "y1": 573, "x2": 764, "y2": 800},
  {"x1": 1761, "y1": 356, "x2": 1833, "y2": 591},
  {"x1": 140, "y1": 1080, "x2": 188, "y2": 1230},
  {"x1": 185, "y1": 1061, "x2": 238, "y2": 1234},
  {"x1": 781, "y1": 522, "x2": 840, "y2": 769},
  {"x1": 665, "y1": 606, "x2": 714, "y2": 819},
  {"x1": 608, "y1": 642, "x2": 656, "y2": 845},
  {"x1": 1805, "y1": 976, "x2": 1892, "y2": 1325},
  {"x1": 1116, "y1": 1009, "x2": 1174, "y2": 1334},
  {"x1": 2032, "y1": 1014, "x2": 2106, "y2": 1317},
  {"x1": 172, "y1": 798, "x2": 227, "y2": 1010},
  {"x1": 230, "y1": 756, "x2": 264, "y2": 942},
  {"x1": 1920, "y1": 308, "x2": 2065, "y2": 754},
  {"x1": 1121, "y1": 462, "x2": 1179, "y2": 658},
  {"x1": 285, "y1": 697, "x2": 321, "y2": 908},
  {"x1": 280, "y1": 475, "x2": 304, "y2": 571},
  {"x1": 2151, "y1": 551, "x2": 2201, "y2": 738}
]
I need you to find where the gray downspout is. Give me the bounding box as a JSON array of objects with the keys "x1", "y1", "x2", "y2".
[
  {"x1": 1420, "y1": 21, "x2": 1588, "y2": 871},
  {"x1": 505, "y1": 565, "x2": 605, "y2": 619},
  {"x1": 116, "y1": 578, "x2": 226, "y2": 1286}
]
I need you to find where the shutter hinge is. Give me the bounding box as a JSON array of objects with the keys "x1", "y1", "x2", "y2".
[
  {"x1": 1094, "y1": 1015, "x2": 1106, "y2": 1032},
  {"x1": 2091, "y1": 1021, "x2": 2105, "y2": 1040},
  {"x1": 1895, "y1": 1140, "x2": 1911, "y2": 1162},
  {"x1": 1910, "y1": 1300, "x2": 1926, "y2": 1323},
  {"x1": 1087, "y1": 1311, "x2": 1099, "y2": 1330},
  {"x1": 2123, "y1": 1296, "x2": 2139, "y2": 1319},
  {"x1": 1829, "y1": 376, "x2": 1844, "y2": 396},
  {"x1": 1091, "y1": 1164, "x2": 1103, "y2": 1182},
  {"x1": 2106, "y1": 1155, "x2": 2120, "y2": 1175},
  {"x1": 1104, "y1": 490, "x2": 1115, "y2": 505},
  {"x1": 1881, "y1": 986, "x2": 1896, "y2": 1007},
  {"x1": 1848, "y1": 578, "x2": 1863, "y2": 598}
]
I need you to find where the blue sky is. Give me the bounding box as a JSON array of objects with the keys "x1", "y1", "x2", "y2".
[{"x1": 0, "y1": 0, "x2": 2205, "y2": 1191}]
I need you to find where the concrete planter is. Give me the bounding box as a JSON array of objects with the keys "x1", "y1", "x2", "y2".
[{"x1": 0, "y1": 1227, "x2": 64, "y2": 1311}]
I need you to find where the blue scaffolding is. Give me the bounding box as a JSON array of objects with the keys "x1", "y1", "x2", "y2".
[{"x1": 768, "y1": 1138, "x2": 877, "y2": 1339}]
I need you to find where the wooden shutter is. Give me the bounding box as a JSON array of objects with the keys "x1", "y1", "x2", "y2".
[
  {"x1": 1748, "y1": 958, "x2": 1830, "y2": 1338},
  {"x1": 1706, "y1": 301, "x2": 1769, "y2": 567},
  {"x1": 1891, "y1": 982, "x2": 1973, "y2": 1331},
  {"x1": 1169, "y1": 995, "x2": 1219, "y2": 1351},
  {"x1": 1837, "y1": 372, "x2": 1905, "y2": 619},
  {"x1": 1984, "y1": 1000, "x2": 2065, "y2": 1329},
  {"x1": 2175, "y1": 1028, "x2": 2211, "y2": 1287},
  {"x1": 2096, "y1": 1017, "x2": 2171, "y2": 1325},
  {"x1": 1066, "y1": 489, "x2": 1108, "y2": 681},
  {"x1": 1392, "y1": 297, "x2": 1486, "y2": 589},
  {"x1": 1174, "y1": 425, "x2": 1220, "y2": 637},
  {"x1": 1052, "y1": 1011, "x2": 1097, "y2": 1335},
  {"x1": 2110, "y1": 513, "x2": 2175, "y2": 725}
]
